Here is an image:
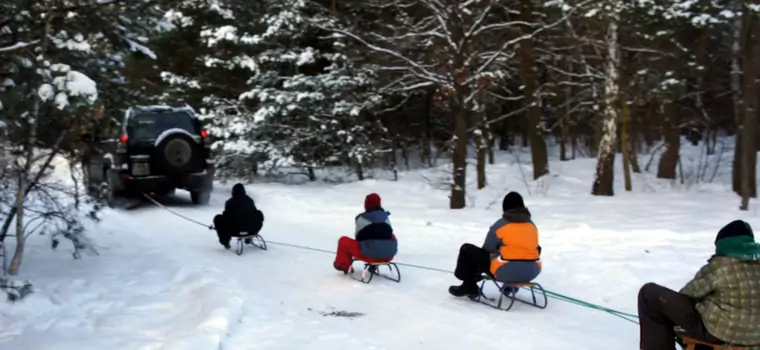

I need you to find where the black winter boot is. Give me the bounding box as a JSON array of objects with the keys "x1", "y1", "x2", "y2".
[
  {"x1": 448, "y1": 282, "x2": 480, "y2": 298},
  {"x1": 502, "y1": 286, "x2": 519, "y2": 297}
]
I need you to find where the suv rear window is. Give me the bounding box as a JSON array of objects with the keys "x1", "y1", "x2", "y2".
[{"x1": 126, "y1": 111, "x2": 198, "y2": 141}]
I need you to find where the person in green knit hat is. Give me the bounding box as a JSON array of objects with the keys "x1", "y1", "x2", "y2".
[{"x1": 637, "y1": 220, "x2": 760, "y2": 350}]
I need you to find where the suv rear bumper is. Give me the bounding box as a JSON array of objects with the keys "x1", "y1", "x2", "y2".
[{"x1": 108, "y1": 170, "x2": 213, "y2": 194}]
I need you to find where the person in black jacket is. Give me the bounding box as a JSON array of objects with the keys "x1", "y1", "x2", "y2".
[{"x1": 213, "y1": 183, "x2": 264, "y2": 249}]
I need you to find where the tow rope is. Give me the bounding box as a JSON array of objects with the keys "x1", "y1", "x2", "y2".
[{"x1": 140, "y1": 192, "x2": 640, "y2": 324}]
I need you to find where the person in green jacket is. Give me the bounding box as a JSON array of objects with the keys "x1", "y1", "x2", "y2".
[{"x1": 637, "y1": 220, "x2": 760, "y2": 350}]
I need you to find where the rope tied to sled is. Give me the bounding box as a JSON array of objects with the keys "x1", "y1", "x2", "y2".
[
  {"x1": 143, "y1": 194, "x2": 640, "y2": 325},
  {"x1": 263, "y1": 240, "x2": 640, "y2": 324},
  {"x1": 141, "y1": 193, "x2": 215, "y2": 229}
]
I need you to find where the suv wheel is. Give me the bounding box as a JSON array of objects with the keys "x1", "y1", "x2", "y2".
[
  {"x1": 190, "y1": 191, "x2": 210, "y2": 205},
  {"x1": 154, "y1": 132, "x2": 202, "y2": 175}
]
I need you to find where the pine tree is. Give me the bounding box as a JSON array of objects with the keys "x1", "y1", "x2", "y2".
[
  {"x1": 237, "y1": 0, "x2": 381, "y2": 177},
  {"x1": 157, "y1": 0, "x2": 382, "y2": 179}
]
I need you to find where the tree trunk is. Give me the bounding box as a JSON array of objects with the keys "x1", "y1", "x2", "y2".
[
  {"x1": 628, "y1": 133, "x2": 641, "y2": 173},
  {"x1": 733, "y1": 130, "x2": 743, "y2": 193},
  {"x1": 9, "y1": 84, "x2": 38, "y2": 276},
  {"x1": 657, "y1": 97, "x2": 681, "y2": 179},
  {"x1": 487, "y1": 136, "x2": 495, "y2": 165},
  {"x1": 388, "y1": 115, "x2": 399, "y2": 168},
  {"x1": 708, "y1": 129, "x2": 717, "y2": 155},
  {"x1": 485, "y1": 120, "x2": 494, "y2": 165},
  {"x1": 475, "y1": 129, "x2": 486, "y2": 189},
  {"x1": 251, "y1": 159, "x2": 259, "y2": 178},
  {"x1": 355, "y1": 159, "x2": 364, "y2": 181},
  {"x1": 8, "y1": 17, "x2": 52, "y2": 274},
  {"x1": 732, "y1": 0, "x2": 744, "y2": 194},
  {"x1": 9, "y1": 172, "x2": 25, "y2": 275},
  {"x1": 450, "y1": 106, "x2": 468, "y2": 209},
  {"x1": 591, "y1": 7, "x2": 620, "y2": 197},
  {"x1": 591, "y1": 119, "x2": 602, "y2": 157},
  {"x1": 401, "y1": 142, "x2": 410, "y2": 169},
  {"x1": 694, "y1": 21, "x2": 710, "y2": 149},
  {"x1": 627, "y1": 98, "x2": 641, "y2": 173},
  {"x1": 740, "y1": 12, "x2": 760, "y2": 210},
  {"x1": 571, "y1": 132, "x2": 578, "y2": 159},
  {"x1": 69, "y1": 161, "x2": 81, "y2": 209},
  {"x1": 560, "y1": 61, "x2": 573, "y2": 162},
  {"x1": 422, "y1": 90, "x2": 433, "y2": 166},
  {"x1": 519, "y1": 0, "x2": 548, "y2": 179},
  {"x1": 621, "y1": 99, "x2": 633, "y2": 191},
  {"x1": 643, "y1": 101, "x2": 655, "y2": 148},
  {"x1": 498, "y1": 138, "x2": 508, "y2": 151},
  {"x1": 559, "y1": 127, "x2": 568, "y2": 161},
  {"x1": 498, "y1": 123, "x2": 509, "y2": 150},
  {"x1": 390, "y1": 136, "x2": 398, "y2": 169},
  {"x1": 0, "y1": 133, "x2": 66, "y2": 243},
  {"x1": 475, "y1": 91, "x2": 488, "y2": 188}
]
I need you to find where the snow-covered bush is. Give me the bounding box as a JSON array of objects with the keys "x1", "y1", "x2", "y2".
[{"x1": 0, "y1": 1, "x2": 163, "y2": 286}]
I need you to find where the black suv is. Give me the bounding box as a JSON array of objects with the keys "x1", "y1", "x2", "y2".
[{"x1": 82, "y1": 105, "x2": 214, "y2": 206}]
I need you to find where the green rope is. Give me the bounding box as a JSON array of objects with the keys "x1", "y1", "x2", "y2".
[
  {"x1": 146, "y1": 193, "x2": 640, "y2": 324},
  {"x1": 542, "y1": 290, "x2": 639, "y2": 324},
  {"x1": 265, "y1": 239, "x2": 640, "y2": 324}
]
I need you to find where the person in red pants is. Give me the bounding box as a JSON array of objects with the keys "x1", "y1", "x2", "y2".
[{"x1": 333, "y1": 193, "x2": 398, "y2": 273}]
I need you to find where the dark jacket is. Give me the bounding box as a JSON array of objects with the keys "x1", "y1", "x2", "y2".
[
  {"x1": 355, "y1": 208, "x2": 397, "y2": 260},
  {"x1": 223, "y1": 184, "x2": 263, "y2": 234},
  {"x1": 680, "y1": 236, "x2": 760, "y2": 345}
]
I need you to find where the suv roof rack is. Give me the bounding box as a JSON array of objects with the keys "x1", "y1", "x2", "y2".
[
  {"x1": 122, "y1": 105, "x2": 198, "y2": 127},
  {"x1": 131, "y1": 105, "x2": 195, "y2": 113}
]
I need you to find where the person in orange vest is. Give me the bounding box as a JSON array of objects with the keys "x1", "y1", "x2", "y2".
[{"x1": 448, "y1": 191, "x2": 542, "y2": 298}]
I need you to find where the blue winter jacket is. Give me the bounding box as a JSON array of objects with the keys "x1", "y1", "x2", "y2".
[{"x1": 355, "y1": 208, "x2": 398, "y2": 259}]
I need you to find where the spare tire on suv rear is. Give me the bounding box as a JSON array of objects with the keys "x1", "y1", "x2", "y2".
[{"x1": 153, "y1": 132, "x2": 203, "y2": 175}]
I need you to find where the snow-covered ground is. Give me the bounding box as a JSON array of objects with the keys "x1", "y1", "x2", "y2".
[{"x1": 1, "y1": 141, "x2": 757, "y2": 349}]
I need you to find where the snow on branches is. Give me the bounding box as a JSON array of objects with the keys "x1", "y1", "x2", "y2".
[
  {"x1": 0, "y1": 0, "x2": 163, "y2": 282},
  {"x1": 158, "y1": 0, "x2": 383, "y2": 178}
]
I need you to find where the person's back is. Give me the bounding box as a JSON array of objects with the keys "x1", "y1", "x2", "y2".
[
  {"x1": 223, "y1": 183, "x2": 262, "y2": 234},
  {"x1": 448, "y1": 191, "x2": 539, "y2": 298},
  {"x1": 680, "y1": 220, "x2": 760, "y2": 345},
  {"x1": 332, "y1": 193, "x2": 397, "y2": 273},
  {"x1": 355, "y1": 194, "x2": 397, "y2": 260},
  {"x1": 490, "y1": 212, "x2": 541, "y2": 282},
  {"x1": 482, "y1": 192, "x2": 541, "y2": 283}
]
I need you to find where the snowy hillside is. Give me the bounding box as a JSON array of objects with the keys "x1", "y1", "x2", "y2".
[{"x1": 0, "y1": 141, "x2": 756, "y2": 350}]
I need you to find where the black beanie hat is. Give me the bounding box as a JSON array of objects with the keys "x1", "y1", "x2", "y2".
[
  {"x1": 232, "y1": 183, "x2": 246, "y2": 196},
  {"x1": 502, "y1": 192, "x2": 525, "y2": 212},
  {"x1": 715, "y1": 220, "x2": 754, "y2": 245}
]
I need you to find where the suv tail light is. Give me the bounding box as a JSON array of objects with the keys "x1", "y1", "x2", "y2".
[
  {"x1": 117, "y1": 132, "x2": 128, "y2": 153},
  {"x1": 200, "y1": 130, "x2": 211, "y2": 155}
]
